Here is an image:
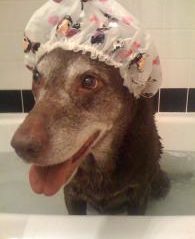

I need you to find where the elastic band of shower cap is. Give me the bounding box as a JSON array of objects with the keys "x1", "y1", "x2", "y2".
[{"x1": 23, "y1": 0, "x2": 162, "y2": 98}]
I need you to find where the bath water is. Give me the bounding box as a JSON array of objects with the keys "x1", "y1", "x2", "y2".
[{"x1": 0, "y1": 151, "x2": 195, "y2": 215}]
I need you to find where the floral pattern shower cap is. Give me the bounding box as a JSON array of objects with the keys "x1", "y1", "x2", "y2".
[{"x1": 24, "y1": 0, "x2": 162, "y2": 98}]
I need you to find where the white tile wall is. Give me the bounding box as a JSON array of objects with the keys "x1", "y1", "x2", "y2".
[
  {"x1": 1, "y1": 33, "x2": 24, "y2": 62},
  {"x1": 190, "y1": 31, "x2": 195, "y2": 59},
  {"x1": 150, "y1": 30, "x2": 193, "y2": 59},
  {"x1": 0, "y1": 0, "x2": 46, "y2": 33},
  {"x1": 163, "y1": 0, "x2": 195, "y2": 30},
  {"x1": 0, "y1": 62, "x2": 32, "y2": 90},
  {"x1": 0, "y1": 0, "x2": 194, "y2": 90},
  {"x1": 189, "y1": 60, "x2": 195, "y2": 88},
  {"x1": 161, "y1": 59, "x2": 190, "y2": 88},
  {"x1": 0, "y1": 0, "x2": 46, "y2": 90},
  {"x1": 135, "y1": 0, "x2": 165, "y2": 29}
]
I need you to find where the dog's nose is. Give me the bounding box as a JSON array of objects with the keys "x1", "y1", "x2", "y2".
[{"x1": 11, "y1": 115, "x2": 49, "y2": 159}]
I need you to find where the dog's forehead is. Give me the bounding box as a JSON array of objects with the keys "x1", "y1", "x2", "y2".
[
  {"x1": 37, "y1": 50, "x2": 84, "y2": 77},
  {"x1": 36, "y1": 48, "x2": 116, "y2": 87}
]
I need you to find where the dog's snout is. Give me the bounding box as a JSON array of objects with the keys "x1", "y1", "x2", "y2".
[
  {"x1": 11, "y1": 116, "x2": 49, "y2": 160},
  {"x1": 11, "y1": 134, "x2": 42, "y2": 156}
]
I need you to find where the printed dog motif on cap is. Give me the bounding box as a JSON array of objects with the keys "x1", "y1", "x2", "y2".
[
  {"x1": 56, "y1": 15, "x2": 81, "y2": 37},
  {"x1": 23, "y1": 36, "x2": 40, "y2": 54},
  {"x1": 24, "y1": 0, "x2": 162, "y2": 98}
]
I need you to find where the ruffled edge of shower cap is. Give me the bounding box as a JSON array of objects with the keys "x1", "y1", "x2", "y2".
[{"x1": 23, "y1": 0, "x2": 162, "y2": 98}]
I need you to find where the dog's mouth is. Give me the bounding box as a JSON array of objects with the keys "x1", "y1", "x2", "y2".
[{"x1": 29, "y1": 130, "x2": 101, "y2": 196}]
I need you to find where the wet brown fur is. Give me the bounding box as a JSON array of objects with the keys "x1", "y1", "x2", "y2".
[
  {"x1": 12, "y1": 48, "x2": 170, "y2": 215},
  {"x1": 65, "y1": 94, "x2": 170, "y2": 215}
]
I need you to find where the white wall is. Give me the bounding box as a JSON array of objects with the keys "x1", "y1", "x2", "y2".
[{"x1": 0, "y1": 0, "x2": 194, "y2": 90}]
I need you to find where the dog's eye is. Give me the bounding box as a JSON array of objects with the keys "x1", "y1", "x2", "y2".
[
  {"x1": 81, "y1": 75, "x2": 98, "y2": 89},
  {"x1": 33, "y1": 69, "x2": 41, "y2": 84}
]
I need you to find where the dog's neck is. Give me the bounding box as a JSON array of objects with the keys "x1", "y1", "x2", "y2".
[
  {"x1": 90, "y1": 114, "x2": 131, "y2": 172},
  {"x1": 91, "y1": 131, "x2": 118, "y2": 171},
  {"x1": 82, "y1": 91, "x2": 136, "y2": 173}
]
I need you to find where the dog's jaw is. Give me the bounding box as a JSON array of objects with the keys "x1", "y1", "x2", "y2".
[{"x1": 29, "y1": 130, "x2": 102, "y2": 196}]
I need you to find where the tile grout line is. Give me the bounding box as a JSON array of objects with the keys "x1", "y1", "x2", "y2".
[
  {"x1": 185, "y1": 57, "x2": 191, "y2": 113},
  {"x1": 162, "y1": 0, "x2": 167, "y2": 30},
  {"x1": 185, "y1": 88, "x2": 190, "y2": 113},
  {"x1": 20, "y1": 90, "x2": 24, "y2": 113}
]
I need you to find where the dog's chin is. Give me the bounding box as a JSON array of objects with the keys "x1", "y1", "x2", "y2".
[{"x1": 29, "y1": 130, "x2": 101, "y2": 196}]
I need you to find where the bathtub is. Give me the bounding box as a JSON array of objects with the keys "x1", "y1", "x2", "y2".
[{"x1": 0, "y1": 113, "x2": 195, "y2": 238}]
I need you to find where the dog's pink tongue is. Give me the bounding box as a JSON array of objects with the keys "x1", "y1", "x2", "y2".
[{"x1": 29, "y1": 160, "x2": 76, "y2": 196}]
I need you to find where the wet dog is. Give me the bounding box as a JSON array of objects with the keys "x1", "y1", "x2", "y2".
[{"x1": 11, "y1": 48, "x2": 170, "y2": 215}]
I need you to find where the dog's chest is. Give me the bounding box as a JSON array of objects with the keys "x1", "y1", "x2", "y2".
[{"x1": 69, "y1": 165, "x2": 131, "y2": 213}]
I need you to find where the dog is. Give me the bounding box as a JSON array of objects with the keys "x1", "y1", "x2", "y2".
[{"x1": 11, "y1": 48, "x2": 170, "y2": 215}]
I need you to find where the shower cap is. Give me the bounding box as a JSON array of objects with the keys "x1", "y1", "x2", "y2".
[{"x1": 23, "y1": 0, "x2": 162, "y2": 98}]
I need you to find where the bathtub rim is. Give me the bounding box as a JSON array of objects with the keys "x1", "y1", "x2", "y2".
[{"x1": 1, "y1": 213, "x2": 195, "y2": 239}]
